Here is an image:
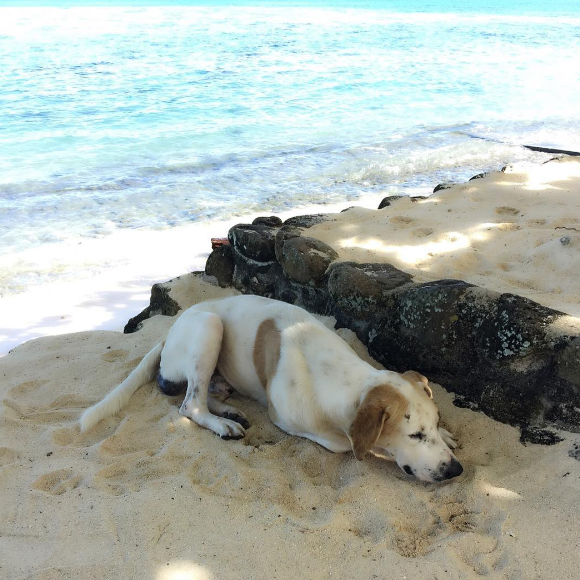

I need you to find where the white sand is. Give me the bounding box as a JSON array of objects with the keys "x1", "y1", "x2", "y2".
[
  {"x1": 1, "y1": 274, "x2": 580, "y2": 580},
  {"x1": 309, "y1": 157, "x2": 580, "y2": 317},
  {"x1": 0, "y1": 193, "x2": 388, "y2": 357}
]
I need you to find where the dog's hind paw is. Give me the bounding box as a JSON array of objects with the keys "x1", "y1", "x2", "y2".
[{"x1": 439, "y1": 427, "x2": 459, "y2": 449}]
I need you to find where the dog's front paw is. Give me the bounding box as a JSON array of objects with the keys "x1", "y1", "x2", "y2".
[
  {"x1": 216, "y1": 418, "x2": 246, "y2": 440},
  {"x1": 439, "y1": 427, "x2": 458, "y2": 449},
  {"x1": 223, "y1": 411, "x2": 251, "y2": 430}
]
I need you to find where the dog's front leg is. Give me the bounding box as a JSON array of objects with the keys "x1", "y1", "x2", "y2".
[{"x1": 439, "y1": 427, "x2": 458, "y2": 449}]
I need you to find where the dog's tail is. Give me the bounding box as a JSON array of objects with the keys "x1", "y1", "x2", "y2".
[{"x1": 80, "y1": 341, "x2": 164, "y2": 432}]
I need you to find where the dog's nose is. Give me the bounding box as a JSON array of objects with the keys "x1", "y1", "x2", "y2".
[{"x1": 442, "y1": 458, "x2": 463, "y2": 480}]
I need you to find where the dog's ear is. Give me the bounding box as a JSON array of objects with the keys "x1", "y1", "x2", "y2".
[
  {"x1": 348, "y1": 384, "x2": 408, "y2": 461},
  {"x1": 403, "y1": 370, "x2": 432, "y2": 399}
]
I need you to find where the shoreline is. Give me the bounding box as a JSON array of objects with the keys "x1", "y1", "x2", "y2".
[
  {"x1": 4, "y1": 156, "x2": 580, "y2": 356},
  {"x1": 0, "y1": 191, "x2": 389, "y2": 356}
]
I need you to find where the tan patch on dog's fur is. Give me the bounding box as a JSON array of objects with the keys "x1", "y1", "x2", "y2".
[
  {"x1": 403, "y1": 370, "x2": 433, "y2": 398},
  {"x1": 253, "y1": 318, "x2": 281, "y2": 389},
  {"x1": 402, "y1": 370, "x2": 428, "y2": 384},
  {"x1": 349, "y1": 384, "x2": 409, "y2": 460}
]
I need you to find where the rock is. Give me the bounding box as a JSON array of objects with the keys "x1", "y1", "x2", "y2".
[
  {"x1": 378, "y1": 195, "x2": 427, "y2": 208},
  {"x1": 228, "y1": 224, "x2": 277, "y2": 263},
  {"x1": 278, "y1": 236, "x2": 338, "y2": 285},
  {"x1": 274, "y1": 225, "x2": 303, "y2": 263},
  {"x1": 229, "y1": 250, "x2": 281, "y2": 295},
  {"x1": 124, "y1": 280, "x2": 181, "y2": 333},
  {"x1": 328, "y1": 262, "x2": 413, "y2": 317},
  {"x1": 469, "y1": 172, "x2": 488, "y2": 181},
  {"x1": 556, "y1": 337, "x2": 580, "y2": 387},
  {"x1": 378, "y1": 196, "x2": 405, "y2": 209},
  {"x1": 284, "y1": 214, "x2": 332, "y2": 228},
  {"x1": 433, "y1": 183, "x2": 454, "y2": 193},
  {"x1": 205, "y1": 244, "x2": 235, "y2": 287},
  {"x1": 519, "y1": 427, "x2": 563, "y2": 446},
  {"x1": 252, "y1": 216, "x2": 283, "y2": 227},
  {"x1": 475, "y1": 293, "x2": 561, "y2": 361},
  {"x1": 367, "y1": 279, "x2": 477, "y2": 374}
]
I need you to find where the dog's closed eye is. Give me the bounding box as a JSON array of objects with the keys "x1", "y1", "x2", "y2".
[{"x1": 409, "y1": 432, "x2": 426, "y2": 440}]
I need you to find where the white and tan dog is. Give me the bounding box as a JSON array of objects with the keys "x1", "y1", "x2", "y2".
[{"x1": 81, "y1": 295, "x2": 462, "y2": 482}]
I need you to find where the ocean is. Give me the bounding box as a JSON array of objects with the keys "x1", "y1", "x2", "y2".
[{"x1": 1, "y1": 0, "x2": 580, "y2": 296}]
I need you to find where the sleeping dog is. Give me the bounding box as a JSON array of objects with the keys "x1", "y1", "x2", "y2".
[{"x1": 81, "y1": 295, "x2": 462, "y2": 482}]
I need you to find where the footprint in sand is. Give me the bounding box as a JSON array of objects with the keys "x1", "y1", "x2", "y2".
[
  {"x1": 32, "y1": 468, "x2": 82, "y2": 495},
  {"x1": 101, "y1": 349, "x2": 129, "y2": 363},
  {"x1": 7, "y1": 379, "x2": 48, "y2": 398},
  {"x1": 412, "y1": 227, "x2": 435, "y2": 238},
  {"x1": 436, "y1": 499, "x2": 481, "y2": 533},
  {"x1": 92, "y1": 456, "x2": 164, "y2": 496},
  {"x1": 0, "y1": 447, "x2": 19, "y2": 467},
  {"x1": 389, "y1": 215, "x2": 417, "y2": 226},
  {"x1": 95, "y1": 409, "x2": 168, "y2": 457},
  {"x1": 51, "y1": 424, "x2": 81, "y2": 447},
  {"x1": 388, "y1": 504, "x2": 442, "y2": 557},
  {"x1": 430, "y1": 489, "x2": 516, "y2": 576},
  {"x1": 495, "y1": 206, "x2": 521, "y2": 216},
  {"x1": 3, "y1": 394, "x2": 91, "y2": 425}
]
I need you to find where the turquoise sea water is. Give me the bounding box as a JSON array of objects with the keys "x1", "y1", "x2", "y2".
[{"x1": 1, "y1": 1, "x2": 580, "y2": 293}]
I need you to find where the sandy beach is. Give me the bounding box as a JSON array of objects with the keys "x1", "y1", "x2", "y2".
[
  {"x1": 2, "y1": 159, "x2": 580, "y2": 579},
  {"x1": 2, "y1": 273, "x2": 580, "y2": 580}
]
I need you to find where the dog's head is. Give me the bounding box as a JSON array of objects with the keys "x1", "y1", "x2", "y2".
[{"x1": 348, "y1": 370, "x2": 462, "y2": 482}]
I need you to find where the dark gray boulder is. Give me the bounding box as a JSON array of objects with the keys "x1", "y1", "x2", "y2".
[
  {"x1": 252, "y1": 216, "x2": 283, "y2": 227},
  {"x1": 328, "y1": 262, "x2": 413, "y2": 319},
  {"x1": 124, "y1": 280, "x2": 181, "y2": 334},
  {"x1": 433, "y1": 183, "x2": 454, "y2": 193},
  {"x1": 378, "y1": 195, "x2": 405, "y2": 209},
  {"x1": 284, "y1": 214, "x2": 332, "y2": 228},
  {"x1": 274, "y1": 225, "x2": 302, "y2": 263},
  {"x1": 469, "y1": 172, "x2": 488, "y2": 181},
  {"x1": 556, "y1": 337, "x2": 580, "y2": 387},
  {"x1": 205, "y1": 244, "x2": 234, "y2": 287},
  {"x1": 277, "y1": 236, "x2": 338, "y2": 285},
  {"x1": 378, "y1": 195, "x2": 429, "y2": 209},
  {"x1": 228, "y1": 224, "x2": 277, "y2": 263}
]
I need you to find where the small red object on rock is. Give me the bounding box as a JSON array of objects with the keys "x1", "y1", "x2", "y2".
[{"x1": 211, "y1": 237, "x2": 230, "y2": 249}]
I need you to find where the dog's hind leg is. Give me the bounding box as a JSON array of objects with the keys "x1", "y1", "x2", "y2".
[
  {"x1": 175, "y1": 312, "x2": 246, "y2": 440},
  {"x1": 208, "y1": 374, "x2": 234, "y2": 401},
  {"x1": 207, "y1": 375, "x2": 251, "y2": 429}
]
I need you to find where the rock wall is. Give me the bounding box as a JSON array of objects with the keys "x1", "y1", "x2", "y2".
[{"x1": 204, "y1": 213, "x2": 580, "y2": 436}]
